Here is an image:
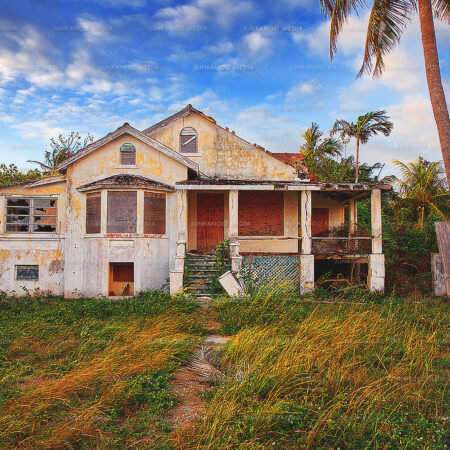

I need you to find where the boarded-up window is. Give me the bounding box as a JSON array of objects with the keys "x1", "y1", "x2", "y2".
[
  {"x1": 107, "y1": 191, "x2": 137, "y2": 233},
  {"x1": 238, "y1": 191, "x2": 284, "y2": 236},
  {"x1": 112, "y1": 263, "x2": 134, "y2": 282},
  {"x1": 120, "y1": 143, "x2": 136, "y2": 165},
  {"x1": 86, "y1": 193, "x2": 101, "y2": 234},
  {"x1": 6, "y1": 198, "x2": 57, "y2": 233},
  {"x1": 144, "y1": 193, "x2": 166, "y2": 234},
  {"x1": 16, "y1": 265, "x2": 39, "y2": 280},
  {"x1": 180, "y1": 127, "x2": 198, "y2": 153}
]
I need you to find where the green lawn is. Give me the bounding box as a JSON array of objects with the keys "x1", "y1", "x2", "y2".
[{"x1": 0, "y1": 289, "x2": 448, "y2": 449}]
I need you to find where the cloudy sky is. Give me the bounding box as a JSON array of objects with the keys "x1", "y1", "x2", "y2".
[{"x1": 0, "y1": 0, "x2": 448, "y2": 175}]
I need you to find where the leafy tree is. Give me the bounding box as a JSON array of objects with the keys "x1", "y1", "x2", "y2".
[
  {"x1": 28, "y1": 132, "x2": 93, "y2": 175},
  {"x1": 320, "y1": 0, "x2": 450, "y2": 184},
  {"x1": 331, "y1": 111, "x2": 393, "y2": 183},
  {"x1": 390, "y1": 157, "x2": 449, "y2": 229},
  {"x1": 0, "y1": 164, "x2": 42, "y2": 186},
  {"x1": 300, "y1": 122, "x2": 343, "y2": 159}
]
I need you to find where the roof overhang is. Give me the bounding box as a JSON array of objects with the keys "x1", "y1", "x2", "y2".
[
  {"x1": 77, "y1": 174, "x2": 175, "y2": 193},
  {"x1": 57, "y1": 124, "x2": 198, "y2": 172}
]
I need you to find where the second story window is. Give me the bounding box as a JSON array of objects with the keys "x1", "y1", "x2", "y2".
[
  {"x1": 120, "y1": 143, "x2": 136, "y2": 165},
  {"x1": 180, "y1": 127, "x2": 198, "y2": 153},
  {"x1": 6, "y1": 198, "x2": 57, "y2": 233},
  {"x1": 107, "y1": 191, "x2": 137, "y2": 233}
]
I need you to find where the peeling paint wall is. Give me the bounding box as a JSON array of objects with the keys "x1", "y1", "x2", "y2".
[
  {"x1": 149, "y1": 113, "x2": 298, "y2": 180},
  {"x1": 0, "y1": 182, "x2": 66, "y2": 295}
]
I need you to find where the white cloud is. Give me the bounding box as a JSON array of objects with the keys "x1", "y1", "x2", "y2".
[
  {"x1": 286, "y1": 80, "x2": 322, "y2": 101},
  {"x1": 241, "y1": 31, "x2": 272, "y2": 60}
]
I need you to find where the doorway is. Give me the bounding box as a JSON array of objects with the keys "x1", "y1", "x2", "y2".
[{"x1": 197, "y1": 193, "x2": 224, "y2": 252}]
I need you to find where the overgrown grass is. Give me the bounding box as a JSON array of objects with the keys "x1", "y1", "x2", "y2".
[
  {"x1": 178, "y1": 289, "x2": 449, "y2": 449},
  {"x1": 0, "y1": 290, "x2": 202, "y2": 448}
]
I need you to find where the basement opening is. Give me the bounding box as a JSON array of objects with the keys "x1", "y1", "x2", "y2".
[
  {"x1": 109, "y1": 262, "x2": 134, "y2": 296},
  {"x1": 315, "y1": 259, "x2": 368, "y2": 290}
]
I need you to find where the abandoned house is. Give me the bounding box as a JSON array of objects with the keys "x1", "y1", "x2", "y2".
[{"x1": 0, "y1": 105, "x2": 391, "y2": 297}]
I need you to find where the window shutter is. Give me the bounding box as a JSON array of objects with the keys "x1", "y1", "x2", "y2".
[
  {"x1": 86, "y1": 193, "x2": 101, "y2": 234},
  {"x1": 238, "y1": 191, "x2": 284, "y2": 236},
  {"x1": 107, "y1": 191, "x2": 137, "y2": 233},
  {"x1": 144, "y1": 193, "x2": 166, "y2": 234}
]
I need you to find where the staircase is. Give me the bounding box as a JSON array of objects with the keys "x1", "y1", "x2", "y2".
[{"x1": 184, "y1": 253, "x2": 219, "y2": 297}]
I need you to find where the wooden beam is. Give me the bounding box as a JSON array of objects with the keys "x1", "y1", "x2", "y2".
[{"x1": 435, "y1": 221, "x2": 450, "y2": 296}]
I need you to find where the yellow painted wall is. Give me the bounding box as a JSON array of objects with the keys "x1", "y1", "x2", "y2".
[
  {"x1": 149, "y1": 113, "x2": 297, "y2": 181},
  {"x1": 311, "y1": 194, "x2": 345, "y2": 229}
]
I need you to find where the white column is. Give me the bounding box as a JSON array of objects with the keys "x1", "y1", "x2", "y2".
[
  {"x1": 228, "y1": 190, "x2": 242, "y2": 273},
  {"x1": 177, "y1": 189, "x2": 188, "y2": 244},
  {"x1": 300, "y1": 190, "x2": 312, "y2": 254},
  {"x1": 369, "y1": 189, "x2": 384, "y2": 292},
  {"x1": 300, "y1": 190, "x2": 314, "y2": 293},
  {"x1": 371, "y1": 189, "x2": 382, "y2": 254}
]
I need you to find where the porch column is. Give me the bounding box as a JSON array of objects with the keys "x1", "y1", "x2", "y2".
[
  {"x1": 228, "y1": 190, "x2": 242, "y2": 273},
  {"x1": 349, "y1": 198, "x2": 358, "y2": 234},
  {"x1": 170, "y1": 189, "x2": 188, "y2": 295},
  {"x1": 369, "y1": 189, "x2": 384, "y2": 292},
  {"x1": 300, "y1": 190, "x2": 314, "y2": 293}
]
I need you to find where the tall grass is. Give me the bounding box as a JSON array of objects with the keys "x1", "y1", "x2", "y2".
[
  {"x1": 0, "y1": 291, "x2": 202, "y2": 448},
  {"x1": 178, "y1": 293, "x2": 449, "y2": 448}
]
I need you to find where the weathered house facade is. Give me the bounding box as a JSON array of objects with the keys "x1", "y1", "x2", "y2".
[{"x1": 0, "y1": 105, "x2": 390, "y2": 297}]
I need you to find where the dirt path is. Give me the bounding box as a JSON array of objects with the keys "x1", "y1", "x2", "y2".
[{"x1": 169, "y1": 297, "x2": 231, "y2": 432}]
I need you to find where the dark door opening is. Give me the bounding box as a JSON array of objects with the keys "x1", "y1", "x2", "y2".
[{"x1": 109, "y1": 262, "x2": 134, "y2": 296}]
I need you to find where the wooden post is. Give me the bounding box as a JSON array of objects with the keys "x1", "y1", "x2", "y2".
[
  {"x1": 349, "y1": 198, "x2": 357, "y2": 234},
  {"x1": 300, "y1": 190, "x2": 312, "y2": 254},
  {"x1": 100, "y1": 190, "x2": 107, "y2": 234},
  {"x1": 371, "y1": 189, "x2": 382, "y2": 254},
  {"x1": 435, "y1": 222, "x2": 450, "y2": 296}
]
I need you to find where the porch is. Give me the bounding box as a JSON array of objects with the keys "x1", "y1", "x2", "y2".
[{"x1": 169, "y1": 180, "x2": 391, "y2": 295}]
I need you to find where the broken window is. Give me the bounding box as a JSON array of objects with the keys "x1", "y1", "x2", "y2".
[
  {"x1": 86, "y1": 193, "x2": 101, "y2": 234},
  {"x1": 107, "y1": 191, "x2": 137, "y2": 233},
  {"x1": 16, "y1": 265, "x2": 39, "y2": 281},
  {"x1": 180, "y1": 127, "x2": 198, "y2": 153},
  {"x1": 6, "y1": 198, "x2": 57, "y2": 233},
  {"x1": 144, "y1": 193, "x2": 166, "y2": 234},
  {"x1": 120, "y1": 143, "x2": 136, "y2": 165},
  {"x1": 238, "y1": 191, "x2": 284, "y2": 236}
]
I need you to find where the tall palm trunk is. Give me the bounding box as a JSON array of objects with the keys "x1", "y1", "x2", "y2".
[
  {"x1": 355, "y1": 136, "x2": 360, "y2": 183},
  {"x1": 418, "y1": 0, "x2": 450, "y2": 185}
]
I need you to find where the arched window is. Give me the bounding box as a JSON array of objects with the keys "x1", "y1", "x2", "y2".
[
  {"x1": 120, "y1": 143, "x2": 136, "y2": 165},
  {"x1": 180, "y1": 127, "x2": 198, "y2": 153}
]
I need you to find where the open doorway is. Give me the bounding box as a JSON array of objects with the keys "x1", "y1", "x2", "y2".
[{"x1": 109, "y1": 262, "x2": 134, "y2": 296}]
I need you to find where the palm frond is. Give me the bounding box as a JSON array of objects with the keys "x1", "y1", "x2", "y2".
[
  {"x1": 432, "y1": 0, "x2": 450, "y2": 22},
  {"x1": 359, "y1": 0, "x2": 414, "y2": 77}
]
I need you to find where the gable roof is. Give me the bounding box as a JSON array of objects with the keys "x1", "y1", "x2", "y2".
[
  {"x1": 0, "y1": 175, "x2": 66, "y2": 190},
  {"x1": 143, "y1": 105, "x2": 301, "y2": 176},
  {"x1": 56, "y1": 123, "x2": 198, "y2": 172},
  {"x1": 77, "y1": 174, "x2": 174, "y2": 192},
  {"x1": 269, "y1": 153, "x2": 308, "y2": 177},
  {"x1": 142, "y1": 104, "x2": 216, "y2": 135}
]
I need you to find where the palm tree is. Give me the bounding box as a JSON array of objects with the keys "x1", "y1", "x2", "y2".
[
  {"x1": 331, "y1": 111, "x2": 393, "y2": 183},
  {"x1": 320, "y1": 0, "x2": 450, "y2": 184},
  {"x1": 28, "y1": 132, "x2": 93, "y2": 175},
  {"x1": 300, "y1": 122, "x2": 343, "y2": 159},
  {"x1": 392, "y1": 157, "x2": 449, "y2": 229}
]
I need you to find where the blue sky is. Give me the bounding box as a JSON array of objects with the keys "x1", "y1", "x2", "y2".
[{"x1": 0, "y1": 0, "x2": 448, "y2": 175}]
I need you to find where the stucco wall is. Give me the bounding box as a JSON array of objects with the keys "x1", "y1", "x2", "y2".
[
  {"x1": 63, "y1": 134, "x2": 186, "y2": 297},
  {"x1": 311, "y1": 194, "x2": 345, "y2": 229},
  {"x1": 149, "y1": 113, "x2": 297, "y2": 181},
  {"x1": 0, "y1": 182, "x2": 66, "y2": 295}
]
